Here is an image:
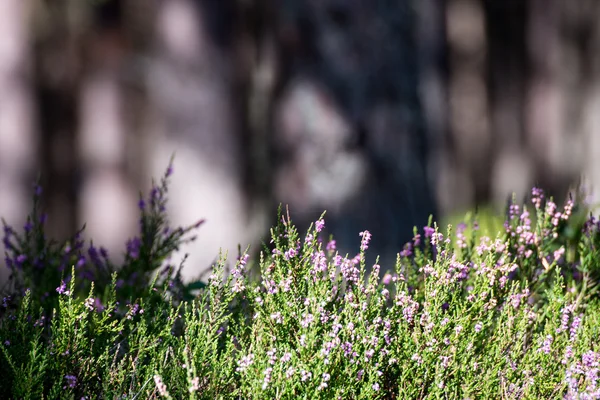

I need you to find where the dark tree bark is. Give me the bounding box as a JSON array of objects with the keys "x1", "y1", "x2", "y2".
[{"x1": 32, "y1": 1, "x2": 88, "y2": 241}]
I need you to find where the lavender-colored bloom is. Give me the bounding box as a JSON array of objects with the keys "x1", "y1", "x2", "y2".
[
  {"x1": 15, "y1": 254, "x2": 26, "y2": 266},
  {"x1": 189, "y1": 376, "x2": 200, "y2": 393},
  {"x1": 563, "y1": 345, "x2": 574, "y2": 365},
  {"x1": 300, "y1": 313, "x2": 314, "y2": 328},
  {"x1": 271, "y1": 312, "x2": 283, "y2": 324},
  {"x1": 326, "y1": 240, "x2": 336, "y2": 253},
  {"x1": 84, "y1": 298, "x2": 95, "y2": 311},
  {"x1": 423, "y1": 226, "x2": 435, "y2": 238},
  {"x1": 382, "y1": 273, "x2": 392, "y2": 285},
  {"x1": 138, "y1": 198, "x2": 146, "y2": 211},
  {"x1": 88, "y1": 245, "x2": 102, "y2": 265},
  {"x1": 94, "y1": 298, "x2": 105, "y2": 312},
  {"x1": 285, "y1": 367, "x2": 295, "y2": 379},
  {"x1": 582, "y1": 351, "x2": 599, "y2": 368},
  {"x1": 300, "y1": 370, "x2": 312, "y2": 382},
  {"x1": 3, "y1": 224, "x2": 12, "y2": 237},
  {"x1": 400, "y1": 242, "x2": 413, "y2": 257},
  {"x1": 153, "y1": 375, "x2": 170, "y2": 397},
  {"x1": 540, "y1": 335, "x2": 553, "y2": 354},
  {"x1": 284, "y1": 247, "x2": 297, "y2": 259},
  {"x1": 411, "y1": 353, "x2": 423, "y2": 364},
  {"x1": 127, "y1": 303, "x2": 141, "y2": 320},
  {"x1": 238, "y1": 253, "x2": 249, "y2": 266},
  {"x1": 2, "y1": 236, "x2": 12, "y2": 251},
  {"x1": 236, "y1": 354, "x2": 255, "y2": 372},
  {"x1": 280, "y1": 352, "x2": 292, "y2": 363},
  {"x1": 56, "y1": 281, "x2": 68, "y2": 295},
  {"x1": 570, "y1": 314, "x2": 582, "y2": 342},
  {"x1": 23, "y1": 220, "x2": 33, "y2": 233},
  {"x1": 64, "y1": 375, "x2": 77, "y2": 389},
  {"x1": 126, "y1": 237, "x2": 141, "y2": 259},
  {"x1": 299, "y1": 334, "x2": 307, "y2": 347},
  {"x1": 340, "y1": 257, "x2": 360, "y2": 283},
  {"x1": 359, "y1": 230, "x2": 372, "y2": 251},
  {"x1": 262, "y1": 367, "x2": 274, "y2": 390},
  {"x1": 315, "y1": 219, "x2": 325, "y2": 233}
]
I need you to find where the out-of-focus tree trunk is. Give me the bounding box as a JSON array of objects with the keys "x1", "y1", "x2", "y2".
[
  {"x1": 526, "y1": 0, "x2": 600, "y2": 205},
  {"x1": 560, "y1": 1, "x2": 600, "y2": 208},
  {"x1": 485, "y1": 0, "x2": 533, "y2": 205},
  {"x1": 525, "y1": 0, "x2": 565, "y2": 197},
  {"x1": 417, "y1": 0, "x2": 448, "y2": 215},
  {"x1": 443, "y1": 0, "x2": 490, "y2": 213},
  {"x1": 78, "y1": 0, "x2": 145, "y2": 261},
  {"x1": 32, "y1": 1, "x2": 88, "y2": 241},
  {"x1": 0, "y1": 1, "x2": 36, "y2": 286},
  {"x1": 147, "y1": 0, "x2": 268, "y2": 281},
  {"x1": 269, "y1": 0, "x2": 437, "y2": 269}
]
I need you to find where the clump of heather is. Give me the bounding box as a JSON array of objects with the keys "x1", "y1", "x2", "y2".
[
  {"x1": 1, "y1": 157, "x2": 205, "y2": 318},
  {"x1": 1, "y1": 175, "x2": 600, "y2": 398}
]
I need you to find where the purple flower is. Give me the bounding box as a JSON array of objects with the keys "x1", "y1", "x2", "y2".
[
  {"x1": 126, "y1": 237, "x2": 141, "y2": 259},
  {"x1": 88, "y1": 245, "x2": 100, "y2": 263},
  {"x1": 3, "y1": 224, "x2": 13, "y2": 237},
  {"x1": 23, "y1": 220, "x2": 33, "y2": 233},
  {"x1": 423, "y1": 226, "x2": 435, "y2": 239},
  {"x1": 238, "y1": 253, "x2": 249, "y2": 267},
  {"x1": 413, "y1": 233, "x2": 421, "y2": 247},
  {"x1": 382, "y1": 273, "x2": 392, "y2": 285},
  {"x1": 138, "y1": 198, "x2": 146, "y2": 211},
  {"x1": 94, "y1": 298, "x2": 105, "y2": 312},
  {"x1": 582, "y1": 351, "x2": 598, "y2": 368},
  {"x1": 56, "y1": 281, "x2": 69, "y2": 295},
  {"x1": 64, "y1": 375, "x2": 77, "y2": 389},
  {"x1": 400, "y1": 243, "x2": 413, "y2": 257},
  {"x1": 15, "y1": 254, "x2": 27, "y2": 266},
  {"x1": 153, "y1": 375, "x2": 169, "y2": 397},
  {"x1": 150, "y1": 187, "x2": 160, "y2": 205},
  {"x1": 540, "y1": 335, "x2": 553, "y2": 354},
  {"x1": 315, "y1": 219, "x2": 325, "y2": 233},
  {"x1": 359, "y1": 230, "x2": 372, "y2": 251},
  {"x1": 284, "y1": 247, "x2": 298, "y2": 260},
  {"x1": 570, "y1": 314, "x2": 582, "y2": 342}
]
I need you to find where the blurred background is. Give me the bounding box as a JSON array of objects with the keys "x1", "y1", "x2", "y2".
[{"x1": 1, "y1": 0, "x2": 599, "y2": 283}]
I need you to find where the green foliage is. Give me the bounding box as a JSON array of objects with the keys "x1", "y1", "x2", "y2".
[{"x1": 2, "y1": 168, "x2": 600, "y2": 398}]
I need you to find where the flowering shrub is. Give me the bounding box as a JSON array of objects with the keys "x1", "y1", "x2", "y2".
[
  {"x1": 1, "y1": 158, "x2": 205, "y2": 319},
  {"x1": 1, "y1": 165, "x2": 600, "y2": 399}
]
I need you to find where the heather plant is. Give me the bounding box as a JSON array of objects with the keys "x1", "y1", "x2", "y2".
[
  {"x1": 1, "y1": 167, "x2": 600, "y2": 399},
  {"x1": 1, "y1": 157, "x2": 206, "y2": 319}
]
